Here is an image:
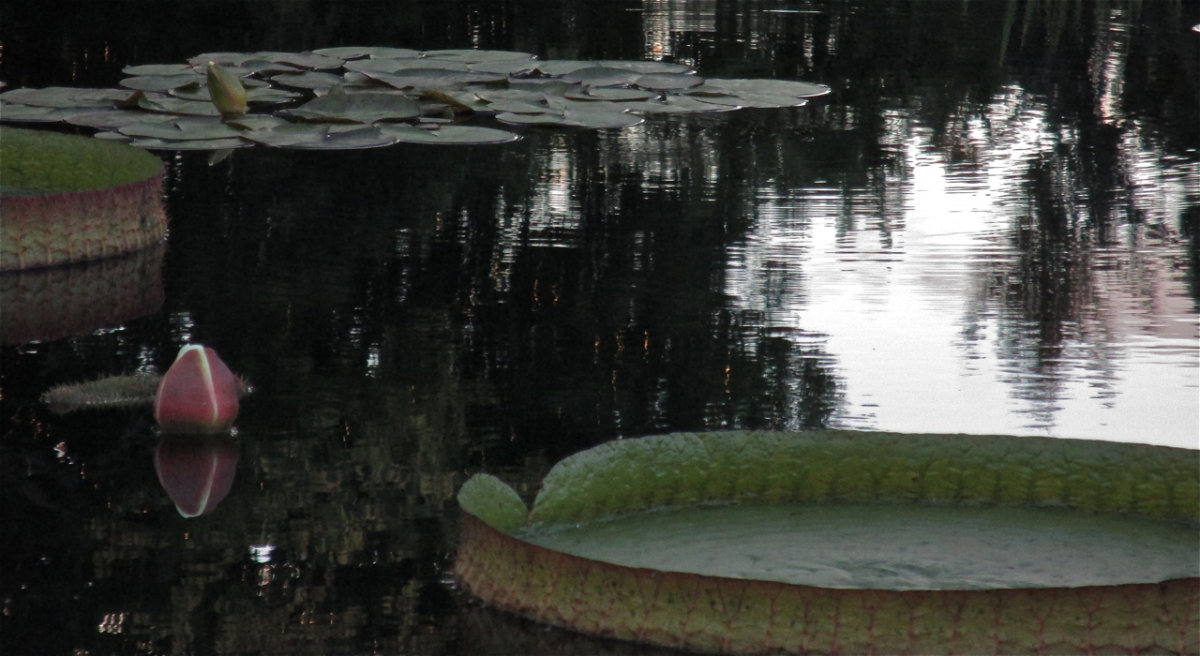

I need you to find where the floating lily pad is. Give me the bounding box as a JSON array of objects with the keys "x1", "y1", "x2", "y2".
[
  {"x1": 10, "y1": 47, "x2": 832, "y2": 152},
  {"x1": 222, "y1": 115, "x2": 289, "y2": 131},
  {"x1": 120, "y1": 74, "x2": 204, "y2": 92},
  {"x1": 466, "y1": 59, "x2": 541, "y2": 76},
  {"x1": 563, "y1": 87, "x2": 657, "y2": 102},
  {"x1": 691, "y1": 92, "x2": 809, "y2": 109},
  {"x1": 188, "y1": 52, "x2": 258, "y2": 67},
  {"x1": 634, "y1": 73, "x2": 704, "y2": 91},
  {"x1": 421, "y1": 49, "x2": 534, "y2": 64},
  {"x1": 561, "y1": 66, "x2": 641, "y2": 88},
  {"x1": 122, "y1": 63, "x2": 197, "y2": 76},
  {"x1": 137, "y1": 94, "x2": 221, "y2": 116},
  {"x1": 484, "y1": 99, "x2": 549, "y2": 114},
  {"x1": 288, "y1": 89, "x2": 421, "y2": 123},
  {"x1": 292, "y1": 125, "x2": 399, "y2": 150},
  {"x1": 455, "y1": 430, "x2": 1200, "y2": 655},
  {"x1": 701, "y1": 78, "x2": 831, "y2": 98},
  {"x1": 254, "y1": 51, "x2": 344, "y2": 70},
  {"x1": 312, "y1": 46, "x2": 420, "y2": 60},
  {"x1": 593, "y1": 60, "x2": 696, "y2": 75},
  {"x1": 532, "y1": 60, "x2": 608, "y2": 77},
  {"x1": 271, "y1": 71, "x2": 350, "y2": 90},
  {"x1": 240, "y1": 122, "x2": 329, "y2": 147},
  {"x1": 362, "y1": 69, "x2": 507, "y2": 91},
  {"x1": 0, "y1": 105, "x2": 98, "y2": 122},
  {"x1": 164, "y1": 80, "x2": 280, "y2": 102},
  {"x1": 344, "y1": 58, "x2": 467, "y2": 74},
  {"x1": 92, "y1": 131, "x2": 132, "y2": 141},
  {"x1": 0, "y1": 87, "x2": 137, "y2": 109},
  {"x1": 65, "y1": 110, "x2": 178, "y2": 130},
  {"x1": 127, "y1": 137, "x2": 251, "y2": 151},
  {"x1": 380, "y1": 124, "x2": 521, "y2": 145},
  {"x1": 119, "y1": 116, "x2": 243, "y2": 141}
]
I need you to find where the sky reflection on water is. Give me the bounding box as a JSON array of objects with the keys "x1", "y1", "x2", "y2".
[{"x1": 1, "y1": 1, "x2": 1197, "y2": 654}]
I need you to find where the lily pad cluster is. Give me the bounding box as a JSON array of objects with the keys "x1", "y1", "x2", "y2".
[{"x1": 0, "y1": 47, "x2": 829, "y2": 150}]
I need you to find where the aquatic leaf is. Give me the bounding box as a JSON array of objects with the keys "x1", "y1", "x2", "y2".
[
  {"x1": 484, "y1": 99, "x2": 549, "y2": 114},
  {"x1": 494, "y1": 111, "x2": 573, "y2": 126},
  {"x1": 466, "y1": 59, "x2": 541, "y2": 76},
  {"x1": 137, "y1": 94, "x2": 222, "y2": 116},
  {"x1": 691, "y1": 93, "x2": 809, "y2": 109},
  {"x1": 619, "y1": 95, "x2": 737, "y2": 114},
  {"x1": 561, "y1": 66, "x2": 640, "y2": 87},
  {"x1": 532, "y1": 60, "x2": 605, "y2": 76},
  {"x1": 240, "y1": 123, "x2": 330, "y2": 147},
  {"x1": 222, "y1": 115, "x2": 288, "y2": 131},
  {"x1": 700, "y1": 78, "x2": 831, "y2": 98},
  {"x1": 561, "y1": 108, "x2": 645, "y2": 129},
  {"x1": 119, "y1": 116, "x2": 243, "y2": 141},
  {"x1": 271, "y1": 71, "x2": 349, "y2": 90},
  {"x1": 456, "y1": 430, "x2": 1200, "y2": 655},
  {"x1": 220, "y1": 60, "x2": 298, "y2": 75},
  {"x1": 289, "y1": 90, "x2": 421, "y2": 123},
  {"x1": 93, "y1": 131, "x2": 133, "y2": 141},
  {"x1": 206, "y1": 62, "x2": 247, "y2": 115},
  {"x1": 421, "y1": 49, "x2": 534, "y2": 64},
  {"x1": 312, "y1": 46, "x2": 419, "y2": 60},
  {"x1": 364, "y1": 69, "x2": 506, "y2": 90},
  {"x1": 593, "y1": 60, "x2": 696, "y2": 75},
  {"x1": 292, "y1": 125, "x2": 399, "y2": 150},
  {"x1": 120, "y1": 74, "x2": 205, "y2": 92},
  {"x1": 65, "y1": 110, "x2": 179, "y2": 130},
  {"x1": 415, "y1": 88, "x2": 486, "y2": 113},
  {"x1": 188, "y1": 52, "x2": 258, "y2": 67},
  {"x1": 127, "y1": 137, "x2": 250, "y2": 151},
  {"x1": 253, "y1": 51, "x2": 343, "y2": 70},
  {"x1": 379, "y1": 124, "x2": 521, "y2": 145},
  {"x1": 563, "y1": 87, "x2": 656, "y2": 102},
  {"x1": 344, "y1": 58, "x2": 466, "y2": 74},
  {"x1": 0, "y1": 104, "x2": 89, "y2": 122},
  {"x1": 633, "y1": 73, "x2": 703, "y2": 90},
  {"x1": 0, "y1": 87, "x2": 138, "y2": 109},
  {"x1": 123, "y1": 63, "x2": 197, "y2": 76}
]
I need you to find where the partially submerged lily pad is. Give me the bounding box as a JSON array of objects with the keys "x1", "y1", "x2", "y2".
[{"x1": 455, "y1": 430, "x2": 1200, "y2": 655}]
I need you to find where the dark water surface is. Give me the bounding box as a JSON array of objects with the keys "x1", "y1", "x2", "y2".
[{"x1": 2, "y1": 1, "x2": 1197, "y2": 654}]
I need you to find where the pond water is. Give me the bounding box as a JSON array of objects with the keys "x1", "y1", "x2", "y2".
[{"x1": 2, "y1": 1, "x2": 1197, "y2": 654}]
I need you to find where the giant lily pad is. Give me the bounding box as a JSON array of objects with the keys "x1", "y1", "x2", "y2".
[
  {"x1": 455, "y1": 430, "x2": 1200, "y2": 655},
  {"x1": 0, "y1": 127, "x2": 166, "y2": 270}
]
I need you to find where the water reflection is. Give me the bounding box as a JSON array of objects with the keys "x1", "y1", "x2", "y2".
[{"x1": 0, "y1": 1, "x2": 1196, "y2": 654}]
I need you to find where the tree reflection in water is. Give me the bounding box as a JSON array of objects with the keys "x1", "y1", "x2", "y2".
[{"x1": 0, "y1": 1, "x2": 1195, "y2": 654}]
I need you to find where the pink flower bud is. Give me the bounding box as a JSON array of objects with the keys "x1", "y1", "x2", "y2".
[
  {"x1": 154, "y1": 345, "x2": 240, "y2": 434},
  {"x1": 153, "y1": 435, "x2": 239, "y2": 517}
]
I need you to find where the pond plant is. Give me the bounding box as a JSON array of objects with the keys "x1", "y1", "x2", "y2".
[
  {"x1": 0, "y1": 48, "x2": 830, "y2": 150},
  {"x1": 456, "y1": 431, "x2": 1200, "y2": 655},
  {"x1": 0, "y1": 127, "x2": 166, "y2": 270}
]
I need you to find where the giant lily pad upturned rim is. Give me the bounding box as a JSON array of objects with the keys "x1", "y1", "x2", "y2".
[
  {"x1": 455, "y1": 430, "x2": 1200, "y2": 655},
  {"x1": 0, "y1": 127, "x2": 167, "y2": 271}
]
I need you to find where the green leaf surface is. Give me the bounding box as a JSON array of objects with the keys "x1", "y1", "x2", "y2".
[
  {"x1": 120, "y1": 74, "x2": 204, "y2": 92},
  {"x1": 0, "y1": 87, "x2": 137, "y2": 109},
  {"x1": 119, "y1": 116, "x2": 243, "y2": 140},
  {"x1": 127, "y1": 137, "x2": 251, "y2": 151},
  {"x1": 312, "y1": 46, "x2": 419, "y2": 60},
  {"x1": 0, "y1": 126, "x2": 163, "y2": 195},
  {"x1": 457, "y1": 473, "x2": 528, "y2": 534},
  {"x1": 289, "y1": 91, "x2": 421, "y2": 123}
]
